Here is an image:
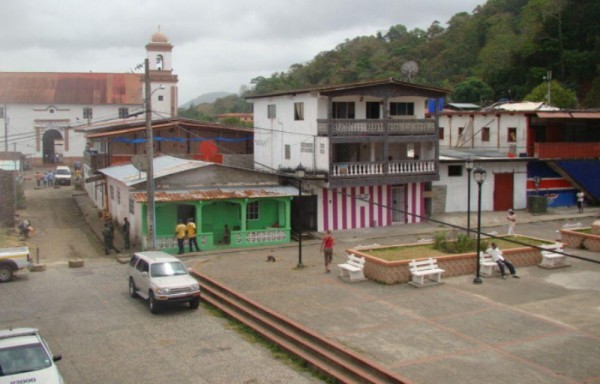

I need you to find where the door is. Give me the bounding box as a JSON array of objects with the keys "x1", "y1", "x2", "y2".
[
  {"x1": 366, "y1": 102, "x2": 380, "y2": 119},
  {"x1": 391, "y1": 186, "x2": 405, "y2": 223},
  {"x1": 494, "y1": 173, "x2": 514, "y2": 211}
]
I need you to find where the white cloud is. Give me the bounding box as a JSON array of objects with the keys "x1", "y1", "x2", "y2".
[{"x1": 0, "y1": 0, "x2": 484, "y2": 104}]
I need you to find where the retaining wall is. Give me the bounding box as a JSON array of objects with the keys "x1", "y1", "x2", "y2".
[{"x1": 560, "y1": 228, "x2": 600, "y2": 252}]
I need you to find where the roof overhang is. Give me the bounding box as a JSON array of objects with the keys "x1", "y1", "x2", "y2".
[{"x1": 130, "y1": 185, "x2": 299, "y2": 203}]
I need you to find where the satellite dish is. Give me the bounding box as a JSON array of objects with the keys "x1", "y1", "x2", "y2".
[
  {"x1": 401, "y1": 61, "x2": 419, "y2": 82},
  {"x1": 131, "y1": 155, "x2": 148, "y2": 172}
]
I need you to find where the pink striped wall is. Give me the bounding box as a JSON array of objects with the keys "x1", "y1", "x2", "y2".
[{"x1": 319, "y1": 183, "x2": 424, "y2": 231}]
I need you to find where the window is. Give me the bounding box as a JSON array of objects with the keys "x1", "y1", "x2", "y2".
[
  {"x1": 448, "y1": 165, "x2": 463, "y2": 177},
  {"x1": 508, "y1": 127, "x2": 517, "y2": 142},
  {"x1": 300, "y1": 142, "x2": 313, "y2": 153},
  {"x1": 320, "y1": 143, "x2": 325, "y2": 155},
  {"x1": 246, "y1": 201, "x2": 259, "y2": 220},
  {"x1": 458, "y1": 127, "x2": 464, "y2": 137},
  {"x1": 0, "y1": 107, "x2": 4, "y2": 118},
  {"x1": 117, "y1": 189, "x2": 121, "y2": 204},
  {"x1": 129, "y1": 197, "x2": 135, "y2": 214},
  {"x1": 118, "y1": 108, "x2": 129, "y2": 118},
  {"x1": 389, "y1": 102, "x2": 414, "y2": 116},
  {"x1": 439, "y1": 127, "x2": 445, "y2": 140},
  {"x1": 156, "y1": 54, "x2": 164, "y2": 70},
  {"x1": 294, "y1": 102, "x2": 304, "y2": 120},
  {"x1": 332, "y1": 102, "x2": 355, "y2": 119},
  {"x1": 481, "y1": 127, "x2": 490, "y2": 142},
  {"x1": 158, "y1": 95, "x2": 164, "y2": 101},
  {"x1": 284, "y1": 144, "x2": 291, "y2": 160},
  {"x1": 267, "y1": 104, "x2": 276, "y2": 119},
  {"x1": 83, "y1": 107, "x2": 93, "y2": 119},
  {"x1": 110, "y1": 185, "x2": 114, "y2": 200}
]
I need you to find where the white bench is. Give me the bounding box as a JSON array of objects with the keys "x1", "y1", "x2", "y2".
[
  {"x1": 539, "y1": 243, "x2": 569, "y2": 269},
  {"x1": 337, "y1": 254, "x2": 367, "y2": 282},
  {"x1": 479, "y1": 252, "x2": 502, "y2": 277},
  {"x1": 408, "y1": 258, "x2": 444, "y2": 287}
]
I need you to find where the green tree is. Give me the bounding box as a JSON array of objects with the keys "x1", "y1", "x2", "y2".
[
  {"x1": 452, "y1": 77, "x2": 494, "y2": 103},
  {"x1": 524, "y1": 80, "x2": 577, "y2": 108}
]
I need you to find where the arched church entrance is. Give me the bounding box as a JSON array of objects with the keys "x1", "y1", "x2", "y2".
[{"x1": 42, "y1": 129, "x2": 63, "y2": 164}]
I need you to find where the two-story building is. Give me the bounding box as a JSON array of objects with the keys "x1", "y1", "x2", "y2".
[{"x1": 247, "y1": 78, "x2": 448, "y2": 232}]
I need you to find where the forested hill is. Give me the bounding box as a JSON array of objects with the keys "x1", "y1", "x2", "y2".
[{"x1": 246, "y1": 0, "x2": 600, "y2": 108}]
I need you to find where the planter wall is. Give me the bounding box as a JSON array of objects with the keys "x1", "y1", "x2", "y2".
[
  {"x1": 560, "y1": 228, "x2": 600, "y2": 252},
  {"x1": 350, "y1": 244, "x2": 542, "y2": 285}
]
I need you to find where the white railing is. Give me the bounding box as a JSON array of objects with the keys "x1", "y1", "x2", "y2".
[
  {"x1": 332, "y1": 160, "x2": 435, "y2": 177},
  {"x1": 317, "y1": 119, "x2": 435, "y2": 136}
]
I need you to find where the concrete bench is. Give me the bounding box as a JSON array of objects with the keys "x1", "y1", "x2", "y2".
[
  {"x1": 479, "y1": 252, "x2": 501, "y2": 277},
  {"x1": 408, "y1": 258, "x2": 444, "y2": 287},
  {"x1": 337, "y1": 254, "x2": 366, "y2": 282},
  {"x1": 539, "y1": 243, "x2": 569, "y2": 269}
]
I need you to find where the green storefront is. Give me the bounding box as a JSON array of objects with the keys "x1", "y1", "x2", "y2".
[{"x1": 136, "y1": 187, "x2": 296, "y2": 253}]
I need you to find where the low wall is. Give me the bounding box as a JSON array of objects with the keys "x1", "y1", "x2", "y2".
[
  {"x1": 349, "y1": 243, "x2": 542, "y2": 285},
  {"x1": 560, "y1": 228, "x2": 600, "y2": 252}
]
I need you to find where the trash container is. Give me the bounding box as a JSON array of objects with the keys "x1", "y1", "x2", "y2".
[{"x1": 527, "y1": 195, "x2": 547, "y2": 213}]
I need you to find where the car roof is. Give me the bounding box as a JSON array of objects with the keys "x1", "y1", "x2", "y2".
[
  {"x1": 55, "y1": 166, "x2": 70, "y2": 171},
  {"x1": 0, "y1": 328, "x2": 41, "y2": 349},
  {"x1": 134, "y1": 251, "x2": 181, "y2": 263}
]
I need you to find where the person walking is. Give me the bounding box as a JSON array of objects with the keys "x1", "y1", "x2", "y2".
[
  {"x1": 35, "y1": 171, "x2": 42, "y2": 188},
  {"x1": 486, "y1": 242, "x2": 519, "y2": 279},
  {"x1": 576, "y1": 190, "x2": 585, "y2": 213},
  {"x1": 186, "y1": 217, "x2": 201, "y2": 252},
  {"x1": 47, "y1": 171, "x2": 54, "y2": 187},
  {"x1": 506, "y1": 209, "x2": 517, "y2": 235},
  {"x1": 320, "y1": 229, "x2": 335, "y2": 273},
  {"x1": 122, "y1": 217, "x2": 130, "y2": 250},
  {"x1": 174, "y1": 219, "x2": 187, "y2": 255},
  {"x1": 103, "y1": 222, "x2": 120, "y2": 255}
]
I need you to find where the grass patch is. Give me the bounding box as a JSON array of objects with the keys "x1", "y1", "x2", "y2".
[
  {"x1": 573, "y1": 228, "x2": 592, "y2": 234},
  {"x1": 366, "y1": 234, "x2": 550, "y2": 262}
]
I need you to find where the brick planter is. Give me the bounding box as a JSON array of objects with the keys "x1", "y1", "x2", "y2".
[
  {"x1": 349, "y1": 243, "x2": 542, "y2": 285},
  {"x1": 560, "y1": 228, "x2": 600, "y2": 252}
]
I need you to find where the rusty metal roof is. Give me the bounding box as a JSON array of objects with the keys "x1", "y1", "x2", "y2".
[
  {"x1": 0, "y1": 72, "x2": 143, "y2": 105},
  {"x1": 130, "y1": 186, "x2": 299, "y2": 203}
]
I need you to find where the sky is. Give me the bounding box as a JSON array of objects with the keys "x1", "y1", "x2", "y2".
[{"x1": 0, "y1": 0, "x2": 484, "y2": 105}]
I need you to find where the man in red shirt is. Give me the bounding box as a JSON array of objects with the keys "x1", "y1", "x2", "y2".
[{"x1": 320, "y1": 229, "x2": 335, "y2": 273}]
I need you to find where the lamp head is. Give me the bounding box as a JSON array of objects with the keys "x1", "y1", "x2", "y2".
[
  {"x1": 473, "y1": 167, "x2": 486, "y2": 185},
  {"x1": 295, "y1": 163, "x2": 306, "y2": 178},
  {"x1": 465, "y1": 157, "x2": 474, "y2": 171}
]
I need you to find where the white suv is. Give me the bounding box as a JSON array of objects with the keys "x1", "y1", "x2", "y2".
[
  {"x1": 127, "y1": 251, "x2": 200, "y2": 314},
  {"x1": 54, "y1": 166, "x2": 71, "y2": 186},
  {"x1": 0, "y1": 328, "x2": 64, "y2": 384}
]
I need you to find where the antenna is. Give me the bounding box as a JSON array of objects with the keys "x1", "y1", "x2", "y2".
[{"x1": 401, "y1": 61, "x2": 419, "y2": 82}]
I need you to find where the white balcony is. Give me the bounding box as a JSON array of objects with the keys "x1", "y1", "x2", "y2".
[{"x1": 332, "y1": 160, "x2": 436, "y2": 177}]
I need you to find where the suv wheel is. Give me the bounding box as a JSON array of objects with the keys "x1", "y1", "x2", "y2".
[
  {"x1": 128, "y1": 278, "x2": 137, "y2": 298},
  {"x1": 189, "y1": 297, "x2": 200, "y2": 310},
  {"x1": 148, "y1": 292, "x2": 159, "y2": 314},
  {"x1": 0, "y1": 264, "x2": 14, "y2": 283}
]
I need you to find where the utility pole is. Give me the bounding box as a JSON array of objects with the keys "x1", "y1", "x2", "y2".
[
  {"x1": 545, "y1": 70, "x2": 552, "y2": 105},
  {"x1": 145, "y1": 58, "x2": 156, "y2": 249},
  {"x1": 3, "y1": 104, "x2": 7, "y2": 152}
]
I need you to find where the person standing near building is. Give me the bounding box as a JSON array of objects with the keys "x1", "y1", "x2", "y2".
[
  {"x1": 506, "y1": 209, "x2": 517, "y2": 235},
  {"x1": 174, "y1": 219, "x2": 187, "y2": 255},
  {"x1": 320, "y1": 229, "x2": 335, "y2": 273},
  {"x1": 576, "y1": 190, "x2": 585, "y2": 213},
  {"x1": 35, "y1": 171, "x2": 42, "y2": 188},
  {"x1": 486, "y1": 242, "x2": 519, "y2": 279},
  {"x1": 186, "y1": 217, "x2": 200, "y2": 252},
  {"x1": 122, "y1": 217, "x2": 130, "y2": 250},
  {"x1": 103, "y1": 222, "x2": 120, "y2": 255}
]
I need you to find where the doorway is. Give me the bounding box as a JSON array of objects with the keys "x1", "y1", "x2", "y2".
[
  {"x1": 391, "y1": 186, "x2": 406, "y2": 223},
  {"x1": 493, "y1": 173, "x2": 514, "y2": 211},
  {"x1": 366, "y1": 102, "x2": 380, "y2": 119},
  {"x1": 42, "y1": 129, "x2": 63, "y2": 164}
]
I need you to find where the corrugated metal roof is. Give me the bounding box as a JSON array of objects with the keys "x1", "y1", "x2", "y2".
[
  {"x1": 0, "y1": 72, "x2": 142, "y2": 105},
  {"x1": 492, "y1": 102, "x2": 559, "y2": 112},
  {"x1": 130, "y1": 186, "x2": 299, "y2": 203},
  {"x1": 570, "y1": 112, "x2": 600, "y2": 119},
  {"x1": 99, "y1": 156, "x2": 209, "y2": 186},
  {"x1": 537, "y1": 112, "x2": 572, "y2": 118}
]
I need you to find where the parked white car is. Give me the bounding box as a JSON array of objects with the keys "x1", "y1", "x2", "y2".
[
  {"x1": 127, "y1": 251, "x2": 201, "y2": 314},
  {"x1": 0, "y1": 246, "x2": 31, "y2": 283},
  {"x1": 54, "y1": 166, "x2": 71, "y2": 186},
  {"x1": 0, "y1": 328, "x2": 63, "y2": 384}
]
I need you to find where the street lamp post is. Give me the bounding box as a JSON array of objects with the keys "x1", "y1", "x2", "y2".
[
  {"x1": 144, "y1": 58, "x2": 156, "y2": 250},
  {"x1": 465, "y1": 158, "x2": 474, "y2": 236},
  {"x1": 473, "y1": 166, "x2": 487, "y2": 285},
  {"x1": 295, "y1": 164, "x2": 305, "y2": 268}
]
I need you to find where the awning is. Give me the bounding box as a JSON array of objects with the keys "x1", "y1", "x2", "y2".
[
  {"x1": 570, "y1": 112, "x2": 600, "y2": 119},
  {"x1": 536, "y1": 112, "x2": 571, "y2": 118}
]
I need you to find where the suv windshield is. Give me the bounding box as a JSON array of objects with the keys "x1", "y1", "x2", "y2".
[
  {"x1": 55, "y1": 169, "x2": 70, "y2": 175},
  {"x1": 0, "y1": 343, "x2": 52, "y2": 376},
  {"x1": 150, "y1": 261, "x2": 187, "y2": 277}
]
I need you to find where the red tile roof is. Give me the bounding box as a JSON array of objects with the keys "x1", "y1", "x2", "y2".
[{"x1": 0, "y1": 72, "x2": 143, "y2": 105}]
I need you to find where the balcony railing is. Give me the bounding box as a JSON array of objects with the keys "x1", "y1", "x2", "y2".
[
  {"x1": 332, "y1": 160, "x2": 436, "y2": 177},
  {"x1": 317, "y1": 119, "x2": 436, "y2": 136}
]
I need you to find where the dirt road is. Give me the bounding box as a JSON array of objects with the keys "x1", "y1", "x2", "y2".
[{"x1": 17, "y1": 172, "x2": 104, "y2": 264}]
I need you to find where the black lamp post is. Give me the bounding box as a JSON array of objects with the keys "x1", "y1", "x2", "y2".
[
  {"x1": 295, "y1": 164, "x2": 305, "y2": 268},
  {"x1": 473, "y1": 166, "x2": 487, "y2": 285},
  {"x1": 465, "y1": 158, "x2": 474, "y2": 236}
]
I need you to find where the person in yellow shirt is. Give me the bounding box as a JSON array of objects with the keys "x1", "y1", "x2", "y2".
[
  {"x1": 186, "y1": 217, "x2": 201, "y2": 252},
  {"x1": 174, "y1": 219, "x2": 187, "y2": 255}
]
